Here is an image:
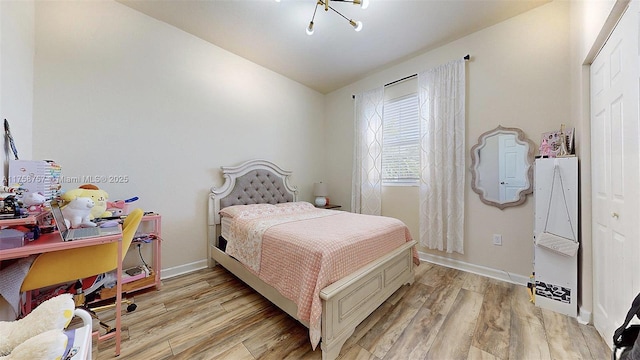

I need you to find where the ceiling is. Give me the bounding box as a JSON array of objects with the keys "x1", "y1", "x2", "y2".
[{"x1": 118, "y1": 0, "x2": 549, "y2": 94}]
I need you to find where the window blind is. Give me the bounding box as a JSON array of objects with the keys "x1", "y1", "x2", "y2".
[{"x1": 382, "y1": 94, "x2": 420, "y2": 184}]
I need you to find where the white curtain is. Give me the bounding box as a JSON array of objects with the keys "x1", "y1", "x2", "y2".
[
  {"x1": 352, "y1": 87, "x2": 384, "y2": 215},
  {"x1": 418, "y1": 58, "x2": 466, "y2": 253}
]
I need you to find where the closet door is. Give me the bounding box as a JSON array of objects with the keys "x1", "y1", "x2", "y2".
[{"x1": 590, "y1": 1, "x2": 640, "y2": 344}]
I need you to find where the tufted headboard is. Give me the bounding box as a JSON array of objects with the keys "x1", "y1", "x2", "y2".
[
  {"x1": 219, "y1": 169, "x2": 294, "y2": 208},
  {"x1": 208, "y1": 159, "x2": 299, "y2": 226}
]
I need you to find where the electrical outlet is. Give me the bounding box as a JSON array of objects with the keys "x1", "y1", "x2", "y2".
[{"x1": 493, "y1": 234, "x2": 502, "y2": 246}]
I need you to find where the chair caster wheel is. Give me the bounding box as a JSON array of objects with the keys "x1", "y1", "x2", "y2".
[{"x1": 126, "y1": 303, "x2": 137, "y2": 312}]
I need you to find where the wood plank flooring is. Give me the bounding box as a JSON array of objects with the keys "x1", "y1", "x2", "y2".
[{"x1": 92, "y1": 262, "x2": 611, "y2": 359}]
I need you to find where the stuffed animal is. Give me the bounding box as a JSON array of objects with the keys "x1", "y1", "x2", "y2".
[
  {"x1": 107, "y1": 200, "x2": 126, "y2": 217},
  {"x1": 61, "y1": 197, "x2": 96, "y2": 228},
  {"x1": 107, "y1": 197, "x2": 138, "y2": 217},
  {"x1": 0, "y1": 293, "x2": 73, "y2": 359},
  {"x1": 0, "y1": 329, "x2": 67, "y2": 360},
  {"x1": 61, "y1": 184, "x2": 112, "y2": 219},
  {"x1": 22, "y1": 192, "x2": 46, "y2": 213}
]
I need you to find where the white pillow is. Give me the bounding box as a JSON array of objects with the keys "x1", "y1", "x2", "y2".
[
  {"x1": 274, "y1": 201, "x2": 316, "y2": 212},
  {"x1": 218, "y1": 203, "x2": 276, "y2": 219}
]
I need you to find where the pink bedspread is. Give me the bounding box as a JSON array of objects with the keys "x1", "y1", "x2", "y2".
[{"x1": 227, "y1": 206, "x2": 417, "y2": 349}]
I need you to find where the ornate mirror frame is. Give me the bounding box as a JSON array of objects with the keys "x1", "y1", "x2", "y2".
[{"x1": 470, "y1": 125, "x2": 536, "y2": 210}]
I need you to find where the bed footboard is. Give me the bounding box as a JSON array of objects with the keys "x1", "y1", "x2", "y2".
[{"x1": 319, "y1": 240, "x2": 416, "y2": 360}]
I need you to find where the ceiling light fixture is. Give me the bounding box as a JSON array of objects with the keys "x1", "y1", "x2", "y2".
[{"x1": 304, "y1": 0, "x2": 368, "y2": 35}]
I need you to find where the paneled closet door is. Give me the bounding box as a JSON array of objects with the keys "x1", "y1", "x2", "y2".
[{"x1": 590, "y1": 1, "x2": 640, "y2": 345}]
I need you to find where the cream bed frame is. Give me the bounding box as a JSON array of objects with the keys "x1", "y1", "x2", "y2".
[{"x1": 207, "y1": 159, "x2": 416, "y2": 360}]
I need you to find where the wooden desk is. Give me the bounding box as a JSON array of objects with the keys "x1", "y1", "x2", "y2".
[
  {"x1": 0, "y1": 230, "x2": 122, "y2": 261},
  {"x1": 0, "y1": 227, "x2": 125, "y2": 356}
]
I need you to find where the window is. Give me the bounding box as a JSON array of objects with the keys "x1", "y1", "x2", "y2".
[{"x1": 382, "y1": 94, "x2": 420, "y2": 185}]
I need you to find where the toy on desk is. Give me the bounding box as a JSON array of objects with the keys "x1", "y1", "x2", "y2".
[
  {"x1": 61, "y1": 197, "x2": 96, "y2": 228},
  {"x1": 107, "y1": 200, "x2": 126, "y2": 216},
  {"x1": 61, "y1": 184, "x2": 111, "y2": 219},
  {"x1": 0, "y1": 188, "x2": 28, "y2": 217},
  {"x1": 98, "y1": 219, "x2": 120, "y2": 228},
  {"x1": 0, "y1": 293, "x2": 73, "y2": 359},
  {"x1": 22, "y1": 192, "x2": 46, "y2": 213},
  {"x1": 0, "y1": 196, "x2": 22, "y2": 219},
  {"x1": 107, "y1": 196, "x2": 138, "y2": 217},
  {"x1": 0, "y1": 186, "x2": 23, "y2": 197}
]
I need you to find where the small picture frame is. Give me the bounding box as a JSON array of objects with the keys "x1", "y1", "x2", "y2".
[
  {"x1": 541, "y1": 130, "x2": 561, "y2": 158},
  {"x1": 565, "y1": 127, "x2": 575, "y2": 154},
  {"x1": 541, "y1": 127, "x2": 575, "y2": 157}
]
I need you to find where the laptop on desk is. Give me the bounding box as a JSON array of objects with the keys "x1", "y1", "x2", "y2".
[{"x1": 51, "y1": 202, "x2": 122, "y2": 241}]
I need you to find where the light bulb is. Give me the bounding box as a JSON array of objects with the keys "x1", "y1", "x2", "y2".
[
  {"x1": 353, "y1": 20, "x2": 363, "y2": 32},
  {"x1": 360, "y1": 0, "x2": 369, "y2": 9},
  {"x1": 306, "y1": 21, "x2": 315, "y2": 35}
]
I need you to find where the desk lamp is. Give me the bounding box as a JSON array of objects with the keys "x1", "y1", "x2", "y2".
[{"x1": 313, "y1": 182, "x2": 328, "y2": 207}]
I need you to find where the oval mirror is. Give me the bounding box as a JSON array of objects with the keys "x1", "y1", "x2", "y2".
[{"x1": 470, "y1": 125, "x2": 535, "y2": 209}]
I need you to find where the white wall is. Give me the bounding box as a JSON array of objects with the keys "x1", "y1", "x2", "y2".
[
  {"x1": 32, "y1": 1, "x2": 326, "y2": 274},
  {"x1": 0, "y1": 1, "x2": 34, "y2": 178},
  {"x1": 325, "y1": 1, "x2": 571, "y2": 280}
]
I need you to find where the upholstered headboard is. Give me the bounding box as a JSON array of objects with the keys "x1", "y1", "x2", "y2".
[{"x1": 208, "y1": 159, "x2": 298, "y2": 226}]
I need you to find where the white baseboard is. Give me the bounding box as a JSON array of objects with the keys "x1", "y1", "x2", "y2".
[
  {"x1": 160, "y1": 259, "x2": 209, "y2": 280},
  {"x1": 577, "y1": 307, "x2": 592, "y2": 325},
  {"x1": 418, "y1": 251, "x2": 530, "y2": 286}
]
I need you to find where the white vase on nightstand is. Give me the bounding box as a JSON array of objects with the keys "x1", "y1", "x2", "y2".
[
  {"x1": 313, "y1": 182, "x2": 328, "y2": 207},
  {"x1": 315, "y1": 196, "x2": 327, "y2": 207}
]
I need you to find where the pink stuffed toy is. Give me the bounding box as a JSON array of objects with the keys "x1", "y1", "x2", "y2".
[{"x1": 107, "y1": 200, "x2": 126, "y2": 217}]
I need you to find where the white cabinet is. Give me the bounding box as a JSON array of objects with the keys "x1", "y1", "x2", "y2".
[{"x1": 534, "y1": 157, "x2": 578, "y2": 317}]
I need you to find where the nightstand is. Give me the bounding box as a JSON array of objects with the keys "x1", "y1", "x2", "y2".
[{"x1": 317, "y1": 204, "x2": 341, "y2": 210}]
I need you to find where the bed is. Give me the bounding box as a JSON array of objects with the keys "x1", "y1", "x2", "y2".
[{"x1": 207, "y1": 159, "x2": 418, "y2": 360}]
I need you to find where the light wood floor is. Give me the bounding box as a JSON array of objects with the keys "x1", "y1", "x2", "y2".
[{"x1": 92, "y1": 262, "x2": 612, "y2": 359}]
